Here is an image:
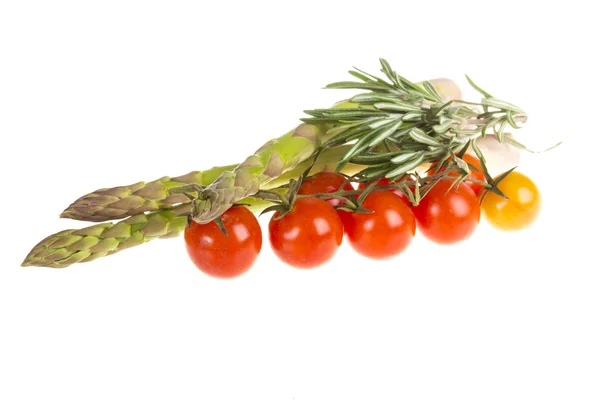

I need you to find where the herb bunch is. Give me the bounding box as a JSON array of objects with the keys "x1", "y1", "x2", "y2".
[{"x1": 302, "y1": 58, "x2": 530, "y2": 198}]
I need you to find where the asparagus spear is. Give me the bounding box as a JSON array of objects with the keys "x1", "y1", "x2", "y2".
[
  {"x1": 22, "y1": 205, "x2": 192, "y2": 268},
  {"x1": 22, "y1": 146, "x2": 361, "y2": 268},
  {"x1": 24, "y1": 200, "x2": 281, "y2": 268},
  {"x1": 60, "y1": 166, "x2": 236, "y2": 222}
]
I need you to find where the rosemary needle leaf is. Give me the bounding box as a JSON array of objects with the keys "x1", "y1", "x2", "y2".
[
  {"x1": 390, "y1": 152, "x2": 416, "y2": 164},
  {"x1": 352, "y1": 66, "x2": 396, "y2": 87},
  {"x1": 482, "y1": 117, "x2": 501, "y2": 138},
  {"x1": 351, "y1": 93, "x2": 404, "y2": 104},
  {"x1": 326, "y1": 120, "x2": 364, "y2": 136},
  {"x1": 465, "y1": 74, "x2": 493, "y2": 98},
  {"x1": 402, "y1": 112, "x2": 423, "y2": 121},
  {"x1": 369, "y1": 119, "x2": 403, "y2": 147},
  {"x1": 323, "y1": 125, "x2": 371, "y2": 147},
  {"x1": 385, "y1": 153, "x2": 425, "y2": 179},
  {"x1": 325, "y1": 81, "x2": 389, "y2": 91},
  {"x1": 360, "y1": 163, "x2": 394, "y2": 179},
  {"x1": 496, "y1": 119, "x2": 508, "y2": 143},
  {"x1": 408, "y1": 128, "x2": 441, "y2": 147},
  {"x1": 348, "y1": 70, "x2": 377, "y2": 83},
  {"x1": 430, "y1": 100, "x2": 454, "y2": 117},
  {"x1": 379, "y1": 58, "x2": 398, "y2": 86},
  {"x1": 341, "y1": 135, "x2": 373, "y2": 163},
  {"x1": 352, "y1": 152, "x2": 400, "y2": 165},
  {"x1": 482, "y1": 97, "x2": 525, "y2": 114},
  {"x1": 433, "y1": 120, "x2": 455, "y2": 134},
  {"x1": 506, "y1": 110, "x2": 520, "y2": 129},
  {"x1": 422, "y1": 81, "x2": 443, "y2": 102},
  {"x1": 374, "y1": 102, "x2": 422, "y2": 112}
]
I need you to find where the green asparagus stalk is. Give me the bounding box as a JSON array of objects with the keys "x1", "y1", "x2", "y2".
[
  {"x1": 24, "y1": 202, "x2": 272, "y2": 268},
  {"x1": 60, "y1": 166, "x2": 237, "y2": 222},
  {"x1": 22, "y1": 146, "x2": 362, "y2": 268},
  {"x1": 22, "y1": 205, "x2": 192, "y2": 268}
]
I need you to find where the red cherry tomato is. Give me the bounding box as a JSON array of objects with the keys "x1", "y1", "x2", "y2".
[
  {"x1": 358, "y1": 177, "x2": 412, "y2": 207},
  {"x1": 184, "y1": 206, "x2": 262, "y2": 279},
  {"x1": 268, "y1": 197, "x2": 343, "y2": 268},
  {"x1": 298, "y1": 171, "x2": 354, "y2": 204},
  {"x1": 343, "y1": 191, "x2": 416, "y2": 260},
  {"x1": 298, "y1": 171, "x2": 355, "y2": 224},
  {"x1": 412, "y1": 179, "x2": 480, "y2": 245},
  {"x1": 428, "y1": 154, "x2": 485, "y2": 195}
]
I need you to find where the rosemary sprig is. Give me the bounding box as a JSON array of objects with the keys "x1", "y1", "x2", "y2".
[{"x1": 302, "y1": 58, "x2": 529, "y2": 189}]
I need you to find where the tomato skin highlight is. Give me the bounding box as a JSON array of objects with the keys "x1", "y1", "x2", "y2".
[
  {"x1": 481, "y1": 171, "x2": 541, "y2": 231},
  {"x1": 184, "y1": 206, "x2": 262, "y2": 279},
  {"x1": 344, "y1": 191, "x2": 416, "y2": 260},
  {"x1": 358, "y1": 177, "x2": 412, "y2": 208},
  {"x1": 428, "y1": 154, "x2": 486, "y2": 195},
  {"x1": 268, "y1": 197, "x2": 343, "y2": 269},
  {"x1": 413, "y1": 180, "x2": 480, "y2": 245}
]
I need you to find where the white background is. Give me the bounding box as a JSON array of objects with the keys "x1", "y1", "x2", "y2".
[{"x1": 1, "y1": 1, "x2": 598, "y2": 399}]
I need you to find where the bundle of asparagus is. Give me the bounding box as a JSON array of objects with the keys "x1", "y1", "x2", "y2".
[{"x1": 22, "y1": 59, "x2": 530, "y2": 268}]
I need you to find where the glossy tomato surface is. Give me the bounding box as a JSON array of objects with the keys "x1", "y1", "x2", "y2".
[
  {"x1": 344, "y1": 191, "x2": 416, "y2": 260},
  {"x1": 481, "y1": 171, "x2": 541, "y2": 231},
  {"x1": 268, "y1": 197, "x2": 343, "y2": 268},
  {"x1": 413, "y1": 180, "x2": 480, "y2": 245},
  {"x1": 184, "y1": 206, "x2": 262, "y2": 279}
]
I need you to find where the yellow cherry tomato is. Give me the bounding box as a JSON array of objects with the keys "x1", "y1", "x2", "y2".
[{"x1": 481, "y1": 171, "x2": 541, "y2": 231}]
